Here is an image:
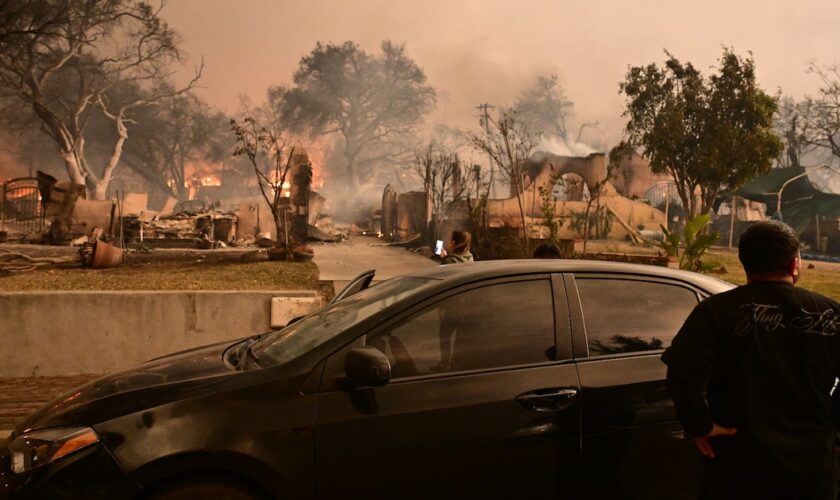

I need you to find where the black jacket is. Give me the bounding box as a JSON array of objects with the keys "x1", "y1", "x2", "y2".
[{"x1": 662, "y1": 282, "x2": 840, "y2": 486}]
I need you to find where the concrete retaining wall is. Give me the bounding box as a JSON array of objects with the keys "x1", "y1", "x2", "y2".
[{"x1": 0, "y1": 290, "x2": 322, "y2": 377}]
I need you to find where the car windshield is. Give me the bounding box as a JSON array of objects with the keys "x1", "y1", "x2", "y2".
[{"x1": 249, "y1": 276, "x2": 434, "y2": 366}]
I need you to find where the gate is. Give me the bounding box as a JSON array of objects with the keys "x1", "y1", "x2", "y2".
[{"x1": 1, "y1": 177, "x2": 44, "y2": 235}]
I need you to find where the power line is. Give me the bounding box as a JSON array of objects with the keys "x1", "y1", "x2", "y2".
[{"x1": 476, "y1": 103, "x2": 497, "y2": 199}]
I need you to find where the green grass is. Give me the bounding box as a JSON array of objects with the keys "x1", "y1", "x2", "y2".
[
  {"x1": 585, "y1": 240, "x2": 840, "y2": 301},
  {"x1": 0, "y1": 260, "x2": 319, "y2": 291},
  {"x1": 708, "y1": 248, "x2": 840, "y2": 301}
]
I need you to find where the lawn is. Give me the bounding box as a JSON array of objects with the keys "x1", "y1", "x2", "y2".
[
  {"x1": 707, "y1": 248, "x2": 840, "y2": 302},
  {"x1": 0, "y1": 260, "x2": 319, "y2": 292},
  {"x1": 585, "y1": 240, "x2": 840, "y2": 301}
]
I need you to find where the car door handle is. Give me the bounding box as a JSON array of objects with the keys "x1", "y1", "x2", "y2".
[{"x1": 516, "y1": 388, "x2": 579, "y2": 413}]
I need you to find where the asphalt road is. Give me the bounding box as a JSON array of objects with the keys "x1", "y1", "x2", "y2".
[{"x1": 313, "y1": 235, "x2": 436, "y2": 291}]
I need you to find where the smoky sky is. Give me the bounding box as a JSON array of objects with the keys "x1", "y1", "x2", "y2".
[{"x1": 166, "y1": 0, "x2": 839, "y2": 145}]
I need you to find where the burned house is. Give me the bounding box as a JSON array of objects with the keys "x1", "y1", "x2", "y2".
[
  {"x1": 379, "y1": 151, "x2": 669, "y2": 248},
  {"x1": 488, "y1": 152, "x2": 664, "y2": 239},
  {"x1": 0, "y1": 149, "x2": 325, "y2": 250}
]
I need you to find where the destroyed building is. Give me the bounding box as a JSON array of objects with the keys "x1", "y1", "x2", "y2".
[
  {"x1": 380, "y1": 151, "x2": 669, "y2": 246},
  {"x1": 0, "y1": 149, "x2": 329, "y2": 250}
]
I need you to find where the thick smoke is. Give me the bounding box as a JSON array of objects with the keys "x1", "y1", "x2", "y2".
[{"x1": 535, "y1": 135, "x2": 597, "y2": 158}]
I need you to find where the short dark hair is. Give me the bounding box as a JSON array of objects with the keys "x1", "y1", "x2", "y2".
[
  {"x1": 738, "y1": 220, "x2": 800, "y2": 276},
  {"x1": 534, "y1": 243, "x2": 563, "y2": 259}
]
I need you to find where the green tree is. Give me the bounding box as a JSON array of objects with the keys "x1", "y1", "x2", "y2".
[
  {"x1": 277, "y1": 41, "x2": 435, "y2": 193},
  {"x1": 619, "y1": 49, "x2": 782, "y2": 218},
  {"x1": 537, "y1": 173, "x2": 563, "y2": 242}
]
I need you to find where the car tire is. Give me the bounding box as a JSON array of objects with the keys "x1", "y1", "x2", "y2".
[{"x1": 145, "y1": 477, "x2": 266, "y2": 500}]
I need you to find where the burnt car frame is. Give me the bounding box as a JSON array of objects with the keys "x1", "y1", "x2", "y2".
[{"x1": 1, "y1": 260, "x2": 733, "y2": 499}]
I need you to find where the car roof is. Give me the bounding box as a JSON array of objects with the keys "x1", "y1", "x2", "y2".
[{"x1": 405, "y1": 259, "x2": 735, "y2": 294}]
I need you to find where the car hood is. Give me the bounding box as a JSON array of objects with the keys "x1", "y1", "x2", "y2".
[{"x1": 17, "y1": 341, "x2": 238, "y2": 433}]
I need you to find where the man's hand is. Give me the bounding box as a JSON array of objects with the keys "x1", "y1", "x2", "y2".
[{"x1": 693, "y1": 424, "x2": 737, "y2": 458}]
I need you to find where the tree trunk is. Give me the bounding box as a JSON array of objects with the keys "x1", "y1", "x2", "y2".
[
  {"x1": 582, "y1": 197, "x2": 593, "y2": 253},
  {"x1": 92, "y1": 181, "x2": 108, "y2": 201},
  {"x1": 674, "y1": 185, "x2": 695, "y2": 221},
  {"x1": 344, "y1": 145, "x2": 360, "y2": 196},
  {"x1": 512, "y1": 172, "x2": 530, "y2": 256},
  {"x1": 60, "y1": 151, "x2": 87, "y2": 186},
  {"x1": 88, "y1": 114, "x2": 128, "y2": 200}
]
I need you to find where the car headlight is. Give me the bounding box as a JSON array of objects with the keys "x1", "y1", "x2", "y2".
[{"x1": 9, "y1": 427, "x2": 99, "y2": 474}]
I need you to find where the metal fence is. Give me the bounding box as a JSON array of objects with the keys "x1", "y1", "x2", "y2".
[
  {"x1": 644, "y1": 181, "x2": 681, "y2": 209},
  {"x1": 1, "y1": 177, "x2": 44, "y2": 235}
]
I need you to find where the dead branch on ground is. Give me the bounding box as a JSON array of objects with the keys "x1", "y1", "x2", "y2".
[{"x1": 0, "y1": 250, "x2": 79, "y2": 275}]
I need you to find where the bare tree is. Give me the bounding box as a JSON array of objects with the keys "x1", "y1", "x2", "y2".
[
  {"x1": 0, "y1": 0, "x2": 71, "y2": 45},
  {"x1": 0, "y1": 0, "x2": 202, "y2": 199},
  {"x1": 413, "y1": 141, "x2": 468, "y2": 241},
  {"x1": 515, "y1": 74, "x2": 600, "y2": 149},
  {"x1": 469, "y1": 107, "x2": 542, "y2": 253},
  {"x1": 514, "y1": 75, "x2": 573, "y2": 141},
  {"x1": 801, "y1": 64, "x2": 840, "y2": 164},
  {"x1": 121, "y1": 91, "x2": 230, "y2": 200},
  {"x1": 231, "y1": 117, "x2": 297, "y2": 253},
  {"x1": 577, "y1": 148, "x2": 622, "y2": 251}
]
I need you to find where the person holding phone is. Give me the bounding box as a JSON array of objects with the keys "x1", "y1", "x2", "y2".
[
  {"x1": 434, "y1": 230, "x2": 475, "y2": 373},
  {"x1": 439, "y1": 230, "x2": 473, "y2": 265}
]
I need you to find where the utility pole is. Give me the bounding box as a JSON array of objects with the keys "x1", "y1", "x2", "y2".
[
  {"x1": 728, "y1": 195, "x2": 737, "y2": 249},
  {"x1": 476, "y1": 103, "x2": 497, "y2": 199}
]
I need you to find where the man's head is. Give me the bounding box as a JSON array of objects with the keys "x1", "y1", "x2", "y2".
[
  {"x1": 534, "y1": 243, "x2": 563, "y2": 259},
  {"x1": 738, "y1": 220, "x2": 801, "y2": 283}
]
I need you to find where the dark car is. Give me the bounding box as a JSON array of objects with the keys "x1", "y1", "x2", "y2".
[{"x1": 0, "y1": 260, "x2": 733, "y2": 499}]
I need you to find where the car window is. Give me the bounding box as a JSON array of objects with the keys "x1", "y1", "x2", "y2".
[
  {"x1": 368, "y1": 279, "x2": 555, "y2": 378},
  {"x1": 250, "y1": 276, "x2": 435, "y2": 366},
  {"x1": 576, "y1": 278, "x2": 698, "y2": 356}
]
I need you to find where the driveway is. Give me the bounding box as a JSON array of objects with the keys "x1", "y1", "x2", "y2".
[{"x1": 313, "y1": 235, "x2": 436, "y2": 291}]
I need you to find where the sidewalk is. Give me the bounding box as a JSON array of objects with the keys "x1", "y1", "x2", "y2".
[
  {"x1": 0, "y1": 375, "x2": 100, "y2": 432},
  {"x1": 313, "y1": 235, "x2": 435, "y2": 291}
]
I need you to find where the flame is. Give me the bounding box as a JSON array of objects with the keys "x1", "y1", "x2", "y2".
[
  {"x1": 5, "y1": 187, "x2": 39, "y2": 199},
  {"x1": 202, "y1": 174, "x2": 222, "y2": 187}
]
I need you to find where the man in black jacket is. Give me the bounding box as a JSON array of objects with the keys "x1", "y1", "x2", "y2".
[{"x1": 662, "y1": 220, "x2": 840, "y2": 499}]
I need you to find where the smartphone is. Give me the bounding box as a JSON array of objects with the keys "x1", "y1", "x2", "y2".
[{"x1": 434, "y1": 240, "x2": 444, "y2": 256}]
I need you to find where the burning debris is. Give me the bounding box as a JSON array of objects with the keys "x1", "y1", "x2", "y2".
[{"x1": 0, "y1": 146, "x2": 343, "y2": 275}]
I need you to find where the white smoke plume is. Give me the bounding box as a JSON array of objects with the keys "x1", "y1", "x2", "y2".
[{"x1": 535, "y1": 135, "x2": 599, "y2": 158}]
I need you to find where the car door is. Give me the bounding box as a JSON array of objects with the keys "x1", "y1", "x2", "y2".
[
  {"x1": 314, "y1": 274, "x2": 582, "y2": 499},
  {"x1": 565, "y1": 273, "x2": 706, "y2": 499}
]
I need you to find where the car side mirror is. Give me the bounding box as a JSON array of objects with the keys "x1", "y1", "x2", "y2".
[{"x1": 345, "y1": 346, "x2": 391, "y2": 388}]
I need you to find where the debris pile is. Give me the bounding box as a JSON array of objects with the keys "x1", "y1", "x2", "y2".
[
  {"x1": 120, "y1": 211, "x2": 240, "y2": 249},
  {"x1": 0, "y1": 162, "x2": 347, "y2": 274}
]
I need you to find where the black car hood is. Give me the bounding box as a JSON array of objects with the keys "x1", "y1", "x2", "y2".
[{"x1": 17, "y1": 341, "x2": 239, "y2": 433}]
